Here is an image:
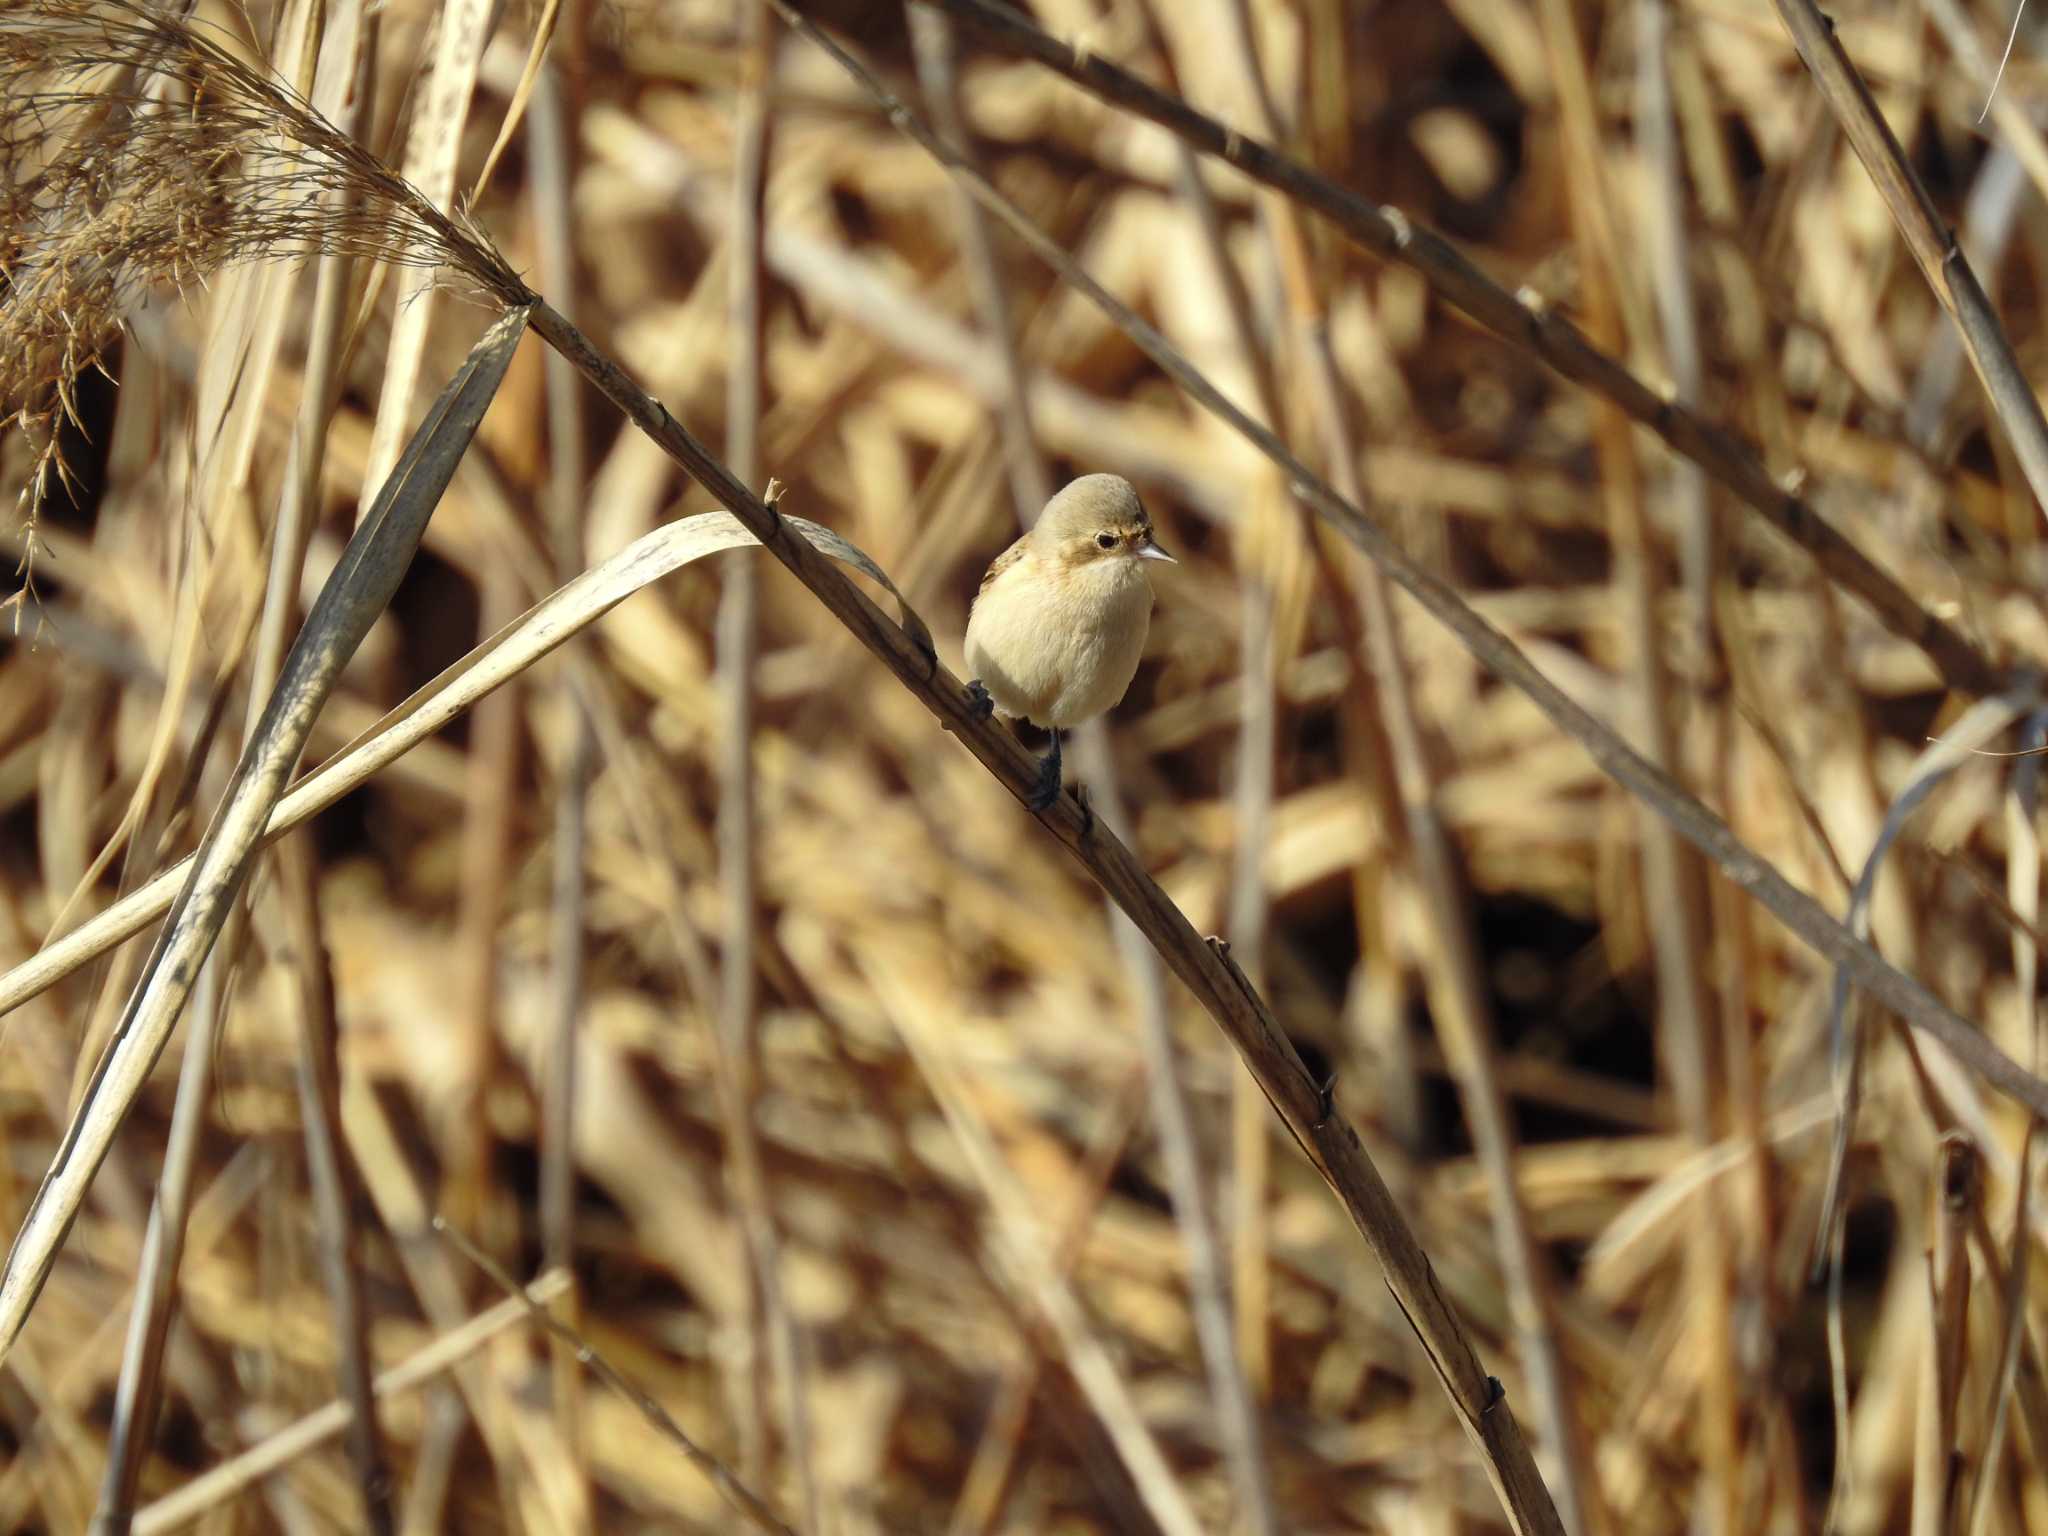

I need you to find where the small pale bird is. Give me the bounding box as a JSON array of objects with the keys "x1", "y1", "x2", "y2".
[{"x1": 963, "y1": 473, "x2": 1175, "y2": 810}]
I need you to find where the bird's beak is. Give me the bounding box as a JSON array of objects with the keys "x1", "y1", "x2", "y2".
[{"x1": 1137, "y1": 538, "x2": 1177, "y2": 565}]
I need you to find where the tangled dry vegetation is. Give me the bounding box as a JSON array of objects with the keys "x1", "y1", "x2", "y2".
[{"x1": 5, "y1": 0, "x2": 2048, "y2": 1530}]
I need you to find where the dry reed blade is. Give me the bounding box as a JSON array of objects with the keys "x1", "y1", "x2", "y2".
[{"x1": 0, "y1": 304, "x2": 529, "y2": 1365}]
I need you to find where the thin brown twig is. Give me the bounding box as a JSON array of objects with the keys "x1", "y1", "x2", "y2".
[
  {"x1": 718, "y1": 9, "x2": 821, "y2": 1527},
  {"x1": 273, "y1": 833, "x2": 394, "y2": 1536},
  {"x1": 432, "y1": 1217, "x2": 802, "y2": 1536},
  {"x1": 264, "y1": 25, "x2": 394, "y2": 1527},
  {"x1": 1914, "y1": 1135, "x2": 1976, "y2": 1536}
]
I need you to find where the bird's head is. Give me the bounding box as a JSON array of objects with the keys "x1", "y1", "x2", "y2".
[{"x1": 1035, "y1": 474, "x2": 1176, "y2": 572}]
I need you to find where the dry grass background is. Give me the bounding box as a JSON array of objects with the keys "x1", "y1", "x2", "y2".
[{"x1": 5, "y1": 0, "x2": 2048, "y2": 1530}]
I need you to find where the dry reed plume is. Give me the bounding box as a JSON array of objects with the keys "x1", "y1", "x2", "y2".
[{"x1": 0, "y1": 0, "x2": 525, "y2": 540}]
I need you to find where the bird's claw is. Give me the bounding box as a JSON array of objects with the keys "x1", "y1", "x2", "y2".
[
  {"x1": 1027, "y1": 734, "x2": 1063, "y2": 813},
  {"x1": 964, "y1": 679, "x2": 995, "y2": 721}
]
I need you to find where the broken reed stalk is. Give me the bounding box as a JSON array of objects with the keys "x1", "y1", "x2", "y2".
[
  {"x1": 910, "y1": 0, "x2": 2009, "y2": 701},
  {"x1": 1768, "y1": 0, "x2": 2048, "y2": 528}
]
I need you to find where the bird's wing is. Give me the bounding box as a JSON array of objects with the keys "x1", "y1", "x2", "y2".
[{"x1": 976, "y1": 535, "x2": 1031, "y2": 596}]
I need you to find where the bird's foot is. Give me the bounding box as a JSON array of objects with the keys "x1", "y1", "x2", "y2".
[
  {"x1": 1026, "y1": 732, "x2": 1063, "y2": 812},
  {"x1": 964, "y1": 678, "x2": 995, "y2": 721}
]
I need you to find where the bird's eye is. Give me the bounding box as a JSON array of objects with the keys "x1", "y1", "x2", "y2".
[{"x1": 1095, "y1": 532, "x2": 1117, "y2": 550}]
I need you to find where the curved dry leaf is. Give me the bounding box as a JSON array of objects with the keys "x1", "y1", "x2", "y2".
[{"x1": 0, "y1": 507, "x2": 931, "y2": 1022}]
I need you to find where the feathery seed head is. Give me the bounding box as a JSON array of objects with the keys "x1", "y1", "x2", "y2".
[{"x1": 0, "y1": 0, "x2": 531, "y2": 536}]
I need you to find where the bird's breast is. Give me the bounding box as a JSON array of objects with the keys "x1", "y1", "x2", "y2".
[{"x1": 964, "y1": 564, "x2": 1153, "y2": 729}]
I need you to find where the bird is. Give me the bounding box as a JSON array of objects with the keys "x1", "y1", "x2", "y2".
[{"x1": 962, "y1": 474, "x2": 1175, "y2": 812}]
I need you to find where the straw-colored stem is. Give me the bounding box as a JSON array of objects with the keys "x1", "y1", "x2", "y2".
[
  {"x1": 528, "y1": 50, "x2": 595, "y2": 1510},
  {"x1": 1538, "y1": 0, "x2": 1723, "y2": 1527},
  {"x1": 446, "y1": 549, "x2": 520, "y2": 1239},
  {"x1": 716, "y1": 10, "x2": 822, "y2": 1526},
  {"x1": 92, "y1": 949, "x2": 234, "y2": 1532},
  {"x1": 908, "y1": 6, "x2": 1050, "y2": 516}
]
